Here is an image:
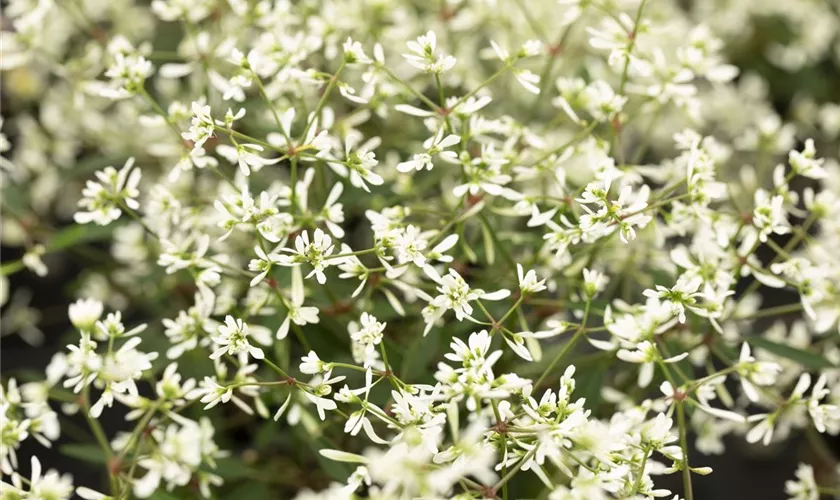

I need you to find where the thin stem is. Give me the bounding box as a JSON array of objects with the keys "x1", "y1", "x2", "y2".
[
  {"x1": 434, "y1": 73, "x2": 454, "y2": 133},
  {"x1": 529, "y1": 25, "x2": 576, "y2": 118},
  {"x1": 139, "y1": 87, "x2": 182, "y2": 138},
  {"x1": 301, "y1": 62, "x2": 346, "y2": 141},
  {"x1": 263, "y1": 357, "x2": 291, "y2": 378},
  {"x1": 82, "y1": 387, "x2": 113, "y2": 459},
  {"x1": 377, "y1": 65, "x2": 441, "y2": 110},
  {"x1": 631, "y1": 447, "x2": 650, "y2": 495},
  {"x1": 451, "y1": 63, "x2": 512, "y2": 109},
  {"x1": 734, "y1": 302, "x2": 804, "y2": 321},
  {"x1": 290, "y1": 156, "x2": 299, "y2": 214},
  {"x1": 493, "y1": 446, "x2": 538, "y2": 491},
  {"x1": 495, "y1": 295, "x2": 525, "y2": 331},
  {"x1": 251, "y1": 69, "x2": 292, "y2": 147},
  {"x1": 619, "y1": 0, "x2": 648, "y2": 95},
  {"x1": 117, "y1": 400, "x2": 162, "y2": 461},
  {"x1": 512, "y1": 0, "x2": 548, "y2": 41},
  {"x1": 531, "y1": 121, "x2": 598, "y2": 167},
  {"x1": 534, "y1": 301, "x2": 590, "y2": 388},
  {"x1": 677, "y1": 400, "x2": 694, "y2": 500},
  {"x1": 81, "y1": 386, "x2": 117, "y2": 496}
]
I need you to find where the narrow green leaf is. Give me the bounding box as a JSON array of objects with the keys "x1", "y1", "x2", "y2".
[
  {"x1": 149, "y1": 490, "x2": 182, "y2": 500},
  {"x1": 0, "y1": 260, "x2": 24, "y2": 276},
  {"x1": 59, "y1": 444, "x2": 107, "y2": 464},
  {"x1": 480, "y1": 220, "x2": 495, "y2": 265},
  {"x1": 224, "y1": 482, "x2": 271, "y2": 500},
  {"x1": 48, "y1": 223, "x2": 116, "y2": 251},
  {"x1": 207, "y1": 457, "x2": 259, "y2": 480},
  {"x1": 747, "y1": 337, "x2": 836, "y2": 369}
]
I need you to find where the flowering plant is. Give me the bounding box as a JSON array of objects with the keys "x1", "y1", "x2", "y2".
[{"x1": 2, "y1": 0, "x2": 840, "y2": 499}]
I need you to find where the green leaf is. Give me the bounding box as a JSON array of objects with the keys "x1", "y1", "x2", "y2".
[
  {"x1": 208, "y1": 457, "x2": 259, "y2": 480},
  {"x1": 48, "y1": 223, "x2": 116, "y2": 251},
  {"x1": 747, "y1": 337, "x2": 836, "y2": 369},
  {"x1": 59, "y1": 444, "x2": 107, "y2": 465},
  {"x1": 480, "y1": 220, "x2": 495, "y2": 265},
  {"x1": 575, "y1": 365, "x2": 606, "y2": 410},
  {"x1": 149, "y1": 491, "x2": 181, "y2": 500},
  {"x1": 0, "y1": 260, "x2": 24, "y2": 277},
  {"x1": 224, "y1": 481, "x2": 271, "y2": 500}
]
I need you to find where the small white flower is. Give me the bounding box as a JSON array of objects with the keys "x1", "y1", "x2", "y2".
[
  {"x1": 736, "y1": 343, "x2": 782, "y2": 402},
  {"x1": 74, "y1": 158, "x2": 142, "y2": 226},
  {"x1": 22, "y1": 245, "x2": 48, "y2": 277},
  {"x1": 278, "y1": 228, "x2": 337, "y2": 284},
  {"x1": 403, "y1": 31, "x2": 456, "y2": 74},
  {"x1": 788, "y1": 139, "x2": 826, "y2": 179},
  {"x1": 582, "y1": 268, "x2": 608, "y2": 299},
  {"x1": 210, "y1": 316, "x2": 267, "y2": 362},
  {"x1": 343, "y1": 37, "x2": 372, "y2": 65},
  {"x1": 517, "y1": 264, "x2": 547, "y2": 294}
]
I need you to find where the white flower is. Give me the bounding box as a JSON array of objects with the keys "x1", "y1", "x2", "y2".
[
  {"x1": 394, "y1": 225, "x2": 429, "y2": 267},
  {"x1": 582, "y1": 268, "x2": 608, "y2": 299},
  {"x1": 300, "y1": 351, "x2": 330, "y2": 375},
  {"x1": 24, "y1": 456, "x2": 74, "y2": 500},
  {"x1": 517, "y1": 264, "x2": 547, "y2": 294},
  {"x1": 277, "y1": 268, "x2": 320, "y2": 339},
  {"x1": 182, "y1": 101, "x2": 216, "y2": 149},
  {"x1": 736, "y1": 343, "x2": 782, "y2": 402},
  {"x1": 617, "y1": 341, "x2": 688, "y2": 387},
  {"x1": 248, "y1": 245, "x2": 282, "y2": 287},
  {"x1": 278, "y1": 228, "x2": 337, "y2": 284},
  {"x1": 101, "y1": 51, "x2": 153, "y2": 98},
  {"x1": 807, "y1": 374, "x2": 840, "y2": 434},
  {"x1": 343, "y1": 37, "x2": 372, "y2": 65},
  {"x1": 210, "y1": 316, "x2": 267, "y2": 362},
  {"x1": 403, "y1": 31, "x2": 456, "y2": 74},
  {"x1": 785, "y1": 463, "x2": 819, "y2": 500},
  {"x1": 788, "y1": 139, "x2": 826, "y2": 179},
  {"x1": 74, "y1": 158, "x2": 142, "y2": 226},
  {"x1": 216, "y1": 143, "x2": 280, "y2": 176},
  {"x1": 642, "y1": 276, "x2": 704, "y2": 323},
  {"x1": 22, "y1": 245, "x2": 47, "y2": 277},
  {"x1": 348, "y1": 313, "x2": 386, "y2": 367},
  {"x1": 397, "y1": 129, "x2": 460, "y2": 173},
  {"x1": 335, "y1": 143, "x2": 384, "y2": 192},
  {"x1": 752, "y1": 189, "x2": 789, "y2": 242},
  {"x1": 513, "y1": 69, "x2": 541, "y2": 94}
]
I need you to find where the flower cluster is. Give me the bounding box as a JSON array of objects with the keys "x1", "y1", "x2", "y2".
[{"x1": 2, "y1": 0, "x2": 840, "y2": 499}]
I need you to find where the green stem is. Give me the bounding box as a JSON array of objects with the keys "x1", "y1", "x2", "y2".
[
  {"x1": 531, "y1": 121, "x2": 598, "y2": 167},
  {"x1": 512, "y1": 0, "x2": 548, "y2": 40},
  {"x1": 677, "y1": 400, "x2": 694, "y2": 500},
  {"x1": 631, "y1": 447, "x2": 650, "y2": 495},
  {"x1": 451, "y1": 63, "x2": 512, "y2": 109},
  {"x1": 434, "y1": 73, "x2": 454, "y2": 133},
  {"x1": 534, "y1": 301, "x2": 590, "y2": 388},
  {"x1": 82, "y1": 387, "x2": 113, "y2": 459},
  {"x1": 495, "y1": 295, "x2": 525, "y2": 331},
  {"x1": 117, "y1": 400, "x2": 162, "y2": 461},
  {"x1": 493, "y1": 446, "x2": 538, "y2": 491},
  {"x1": 290, "y1": 156, "x2": 299, "y2": 214},
  {"x1": 619, "y1": 0, "x2": 648, "y2": 95},
  {"x1": 377, "y1": 65, "x2": 440, "y2": 110},
  {"x1": 251, "y1": 69, "x2": 289, "y2": 144},
  {"x1": 734, "y1": 302, "x2": 804, "y2": 320},
  {"x1": 263, "y1": 357, "x2": 291, "y2": 378},
  {"x1": 301, "y1": 62, "x2": 346, "y2": 141}
]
